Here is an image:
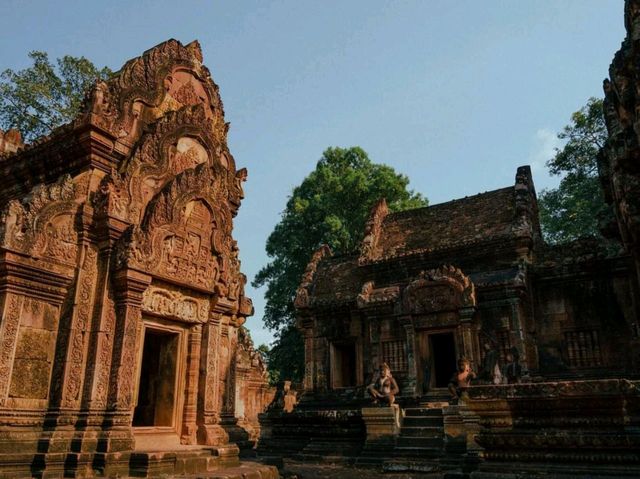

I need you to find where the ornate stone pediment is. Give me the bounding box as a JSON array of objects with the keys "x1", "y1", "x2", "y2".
[
  {"x1": 115, "y1": 163, "x2": 251, "y2": 313},
  {"x1": 0, "y1": 175, "x2": 79, "y2": 265},
  {"x1": 403, "y1": 265, "x2": 476, "y2": 315},
  {"x1": 95, "y1": 105, "x2": 238, "y2": 223},
  {"x1": 81, "y1": 39, "x2": 227, "y2": 145}
]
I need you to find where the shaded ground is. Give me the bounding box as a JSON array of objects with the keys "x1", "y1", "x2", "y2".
[{"x1": 281, "y1": 462, "x2": 445, "y2": 479}]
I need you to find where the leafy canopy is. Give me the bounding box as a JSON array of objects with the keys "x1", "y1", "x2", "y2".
[
  {"x1": 538, "y1": 98, "x2": 609, "y2": 243},
  {"x1": 0, "y1": 51, "x2": 112, "y2": 142},
  {"x1": 253, "y1": 146, "x2": 427, "y2": 382}
]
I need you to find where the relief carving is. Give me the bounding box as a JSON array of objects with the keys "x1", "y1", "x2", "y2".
[
  {"x1": 404, "y1": 265, "x2": 476, "y2": 315},
  {"x1": 0, "y1": 295, "x2": 24, "y2": 405},
  {"x1": 81, "y1": 40, "x2": 226, "y2": 142},
  {"x1": 294, "y1": 245, "x2": 332, "y2": 309},
  {"x1": 116, "y1": 164, "x2": 234, "y2": 294},
  {"x1": 359, "y1": 198, "x2": 389, "y2": 263},
  {"x1": 0, "y1": 175, "x2": 78, "y2": 265},
  {"x1": 142, "y1": 287, "x2": 209, "y2": 323},
  {"x1": 63, "y1": 245, "x2": 99, "y2": 404}
]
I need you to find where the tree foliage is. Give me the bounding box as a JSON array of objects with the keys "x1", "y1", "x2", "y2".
[
  {"x1": 0, "y1": 51, "x2": 112, "y2": 142},
  {"x1": 254, "y1": 146, "x2": 427, "y2": 382},
  {"x1": 538, "y1": 98, "x2": 609, "y2": 243}
]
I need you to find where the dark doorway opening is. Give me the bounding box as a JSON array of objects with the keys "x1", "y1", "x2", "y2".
[
  {"x1": 133, "y1": 328, "x2": 179, "y2": 427},
  {"x1": 331, "y1": 342, "x2": 357, "y2": 388},
  {"x1": 430, "y1": 332, "x2": 457, "y2": 388}
]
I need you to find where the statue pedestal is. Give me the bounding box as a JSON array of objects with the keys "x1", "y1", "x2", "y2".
[
  {"x1": 362, "y1": 405, "x2": 400, "y2": 439},
  {"x1": 357, "y1": 406, "x2": 400, "y2": 466}
]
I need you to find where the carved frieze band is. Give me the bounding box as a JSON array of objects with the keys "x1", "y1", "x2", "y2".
[{"x1": 142, "y1": 287, "x2": 209, "y2": 323}]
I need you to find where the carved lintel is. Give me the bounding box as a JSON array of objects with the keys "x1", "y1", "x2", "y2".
[{"x1": 142, "y1": 286, "x2": 209, "y2": 323}]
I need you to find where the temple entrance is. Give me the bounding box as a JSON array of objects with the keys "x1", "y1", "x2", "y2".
[
  {"x1": 330, "y1": 341, "x2": 357, "y2": 388},
  {"x1": 430, "y1": 332, "x2": 457, "y2": 388},
  {"x1": 133, "y1": 327, "x2": 180, "y2": 427},
  {"x1": 133, "y1": 321, "x2": 187, "y2": 449}
]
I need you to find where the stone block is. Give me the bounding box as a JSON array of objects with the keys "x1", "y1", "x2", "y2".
[
  {"x1": 8, "y1": 358, "x2": 50, "y2": 399},
  {"x1": 361, "y1": 405, "x2": 400, "y2": 439}
]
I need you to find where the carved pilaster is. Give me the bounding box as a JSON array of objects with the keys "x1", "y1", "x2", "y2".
[
  {"x1": 181, "y1": 324, "x2": 201, "y2": 444},
  {"x1": 82, "y1": 248, "x2": 117, "y2": 409},
  {"x1": 299, "y1": 317, "x2": 315, "y2": 391},
  {"x1": 198, "y1": 314, "x2": 227, "y2": 446},
  {"x1": 59, "y1": 244, "x2": 100, "y2": 408},
  {"x1": 108, "y1": 268, "x2": 150, "y2": 411},
  {"x1": 0, "y1": 294, "x2": 24, "y2": 406},
  {"x1": 400, "y1": 315, "x2": 417, "y2": 396},
  {"x1": 459, "y1": 307, "x2": 480, "y2": 367},
  {"x1": 507, "y1": 298, "x2": 528, "y2": 369}
]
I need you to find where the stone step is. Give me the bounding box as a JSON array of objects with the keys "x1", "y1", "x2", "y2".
[
  {"x1": 397, "y1": 435, "x2": 444, "y2": 449},
  {"x1": 383, "y1": 458, "x2": 442, "y2": 474},
  {"x1": 392, "y1": 446, "x2": 444, "y2": 459},
  {"x1": 404, "y1": 407, "x2": 444, "y2": 417},
  {"x1": 299, "y1": 439, "x2": 362, "y2": 458},
  {"x1": 402, "y1": 416, "x2": 444, "y2": 428},
  {"x1": 400, "y1": 426, "x2": 444, "y2": 437}
]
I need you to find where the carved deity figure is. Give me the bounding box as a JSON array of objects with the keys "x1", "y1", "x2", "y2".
[
  {"x1": 367, "y1": 363, "x2": 399, "y2": 406},
  {"x1": 448, "y1": 357, "x2": 476, "y2": 401}
]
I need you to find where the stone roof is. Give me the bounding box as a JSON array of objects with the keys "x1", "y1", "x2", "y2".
[
  {"x1": 296, "y1": 167, "x2": 541, "y2": 310},
  {"x1": 374, "y1": 186, "x2": 516, "y2": 259}
]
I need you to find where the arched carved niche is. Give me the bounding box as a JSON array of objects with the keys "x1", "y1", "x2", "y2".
[
  {"x1": 82, "y1": 39, "x2": 227, "y2": 145},
  {"x1": 96, "y1": 105, "x2": 238, "y2": 223},
  {"x1": 0, "y1": 175, "x2": 79, "y2": 266},
  {"x1": 403, "y1": 265, "x2": 476, "y2": 315},
  {"x1": 115, "y1": 164, "x2": 243, "y2": 302}
]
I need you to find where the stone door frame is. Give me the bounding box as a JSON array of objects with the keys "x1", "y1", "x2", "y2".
[{"x1": 132, "y1": 316, "x2": 189, "y2": 449}]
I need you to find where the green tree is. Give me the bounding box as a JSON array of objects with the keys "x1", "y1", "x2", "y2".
[
  {"x1": 0, "y1": 51, "x2": 112, "y2": 142},
  {"x1": 538, "y1": 98, "x2": 609, "y2": 243},
  {"x1": 254, "y1": 146, "x2": 427, "y2": 382}
]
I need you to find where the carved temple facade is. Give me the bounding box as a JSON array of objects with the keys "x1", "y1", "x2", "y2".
[
  {"x1": 0, "y1": 40, "x2": 273, "y2": 478},
  {"x1": 295, "y1": 166, "x2": 639, "y2": 397}
]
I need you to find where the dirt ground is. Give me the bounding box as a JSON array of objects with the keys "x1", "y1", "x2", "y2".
[{"x1": 280, "y1": 462, "x2": 446, "y2": 479}]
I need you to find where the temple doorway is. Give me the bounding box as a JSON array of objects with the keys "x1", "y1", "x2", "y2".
[
  {"x1": 133, "y1": 321, "x2": 187, "y2": 448},
  {"x1": 429, "y1": 332, "x2": 457, "y2": 388},
  {"x1": 330, "y1": 341, "x2": 357, "y2": 388},
  {"x1": 133, "y1": 327, "x2": 180, "y2": 427}
]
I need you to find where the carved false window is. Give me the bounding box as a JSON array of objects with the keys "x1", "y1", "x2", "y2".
[
  {"x1": 564, "y1": 330, "x2": 602, "y2": 368},
  {"x1": 382, "y1": 340, "x2": 407, "y2": 373}
]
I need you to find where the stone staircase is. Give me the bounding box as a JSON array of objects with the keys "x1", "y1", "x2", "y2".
[{"x1": 383, "y1": 406, "x2": 449, "y2": 474}]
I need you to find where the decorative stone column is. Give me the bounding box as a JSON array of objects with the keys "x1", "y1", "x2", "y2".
[
  {"x1": 400, "y1": 315, "x2": 417, "y2": 396},
  {"x1": 459, "y1": 306, "x2": 480, "y2": 367},
  {"x1": 181, "y1": 323, "x2": 202, "y2": 445},
  {"x1": 198, "y1": 314, "x2": 227, "y2": 446},
  {"x1": 298, "y1": 317, "x2": 314, "y2": 391},
  {"x1": 109, "y1": 269, "x2": 150, "y2": 412},
  {"x1": 508, "y1": 298, "x2": 528, "y2": 370}
]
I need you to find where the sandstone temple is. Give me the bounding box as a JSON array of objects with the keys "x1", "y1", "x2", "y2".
[
  {"x1": 0, "y1": 40, "x2": 275, "y2": 477},
  {"x1": 1, "y1": 1, "x2": 640, "y2": 479},
  {"x1": 257, "y1": 2, "x2": 640, "y2": 477}
]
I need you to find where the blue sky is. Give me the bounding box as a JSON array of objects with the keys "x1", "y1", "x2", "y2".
[{"x1": 0, "y1": 1, "x2": 625, "y2": 346}]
